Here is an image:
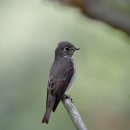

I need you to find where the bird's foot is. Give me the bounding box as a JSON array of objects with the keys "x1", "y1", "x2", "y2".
[{"x1": 62, "y1": 94, "x2": 73, "y2": 103}]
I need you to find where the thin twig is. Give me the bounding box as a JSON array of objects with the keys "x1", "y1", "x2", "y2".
[{"x1": 62, "y1": 98, "x2": 87, "y2": 130}]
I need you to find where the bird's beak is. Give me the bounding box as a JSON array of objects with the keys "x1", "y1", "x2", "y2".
[{"x1": 75, "y1": 48, "x2": 80, "y2": 51}]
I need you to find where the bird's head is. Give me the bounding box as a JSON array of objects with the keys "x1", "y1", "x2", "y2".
[{"x1": 55, "y1": 41, "x2": 79, "y2": 59}]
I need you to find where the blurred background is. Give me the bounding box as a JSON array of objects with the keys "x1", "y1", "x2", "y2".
[{"x1": 0, "y1": 0, "x2": 130, "y2": 130}]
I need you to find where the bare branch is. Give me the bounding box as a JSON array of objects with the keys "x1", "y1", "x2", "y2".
[{"x1": 62, "y1": 98, "x2": 87, "y2": 130}]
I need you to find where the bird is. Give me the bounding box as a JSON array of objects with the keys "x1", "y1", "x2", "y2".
[{"x1": 42, "y1": 41, "x2": 79, "y2": 124}]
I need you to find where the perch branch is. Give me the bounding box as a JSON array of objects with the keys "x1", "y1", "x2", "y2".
[{"x1": 62, "y1": 98, "x2": 87, "y2": 130}]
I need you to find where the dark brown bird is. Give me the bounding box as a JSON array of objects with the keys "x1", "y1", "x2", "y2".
[{"x1": 42, "y1": 41, "x2": 79, "y2": 124}]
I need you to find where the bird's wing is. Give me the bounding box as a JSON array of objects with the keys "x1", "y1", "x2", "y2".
[{"x1": 47, "y1": 57, "x2": 74, "y2": 112}]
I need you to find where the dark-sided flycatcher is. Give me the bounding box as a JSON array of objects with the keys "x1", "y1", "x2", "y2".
[{"x1": 42, "y1": 41, "x2": 79, "y2": 124}]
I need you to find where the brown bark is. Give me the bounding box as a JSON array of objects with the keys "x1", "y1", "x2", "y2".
[{"x1": 54, "y1": 0, "x2": 130, "y2": 35}]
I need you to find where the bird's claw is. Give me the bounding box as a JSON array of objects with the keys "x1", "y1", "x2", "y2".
[{"x1": 62, "y1": 94, "x2": 73, "y2": 103}]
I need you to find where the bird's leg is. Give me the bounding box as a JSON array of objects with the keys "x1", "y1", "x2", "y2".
[{"x1": 62, "y1": 94, "x2": 73, "y2": 103}]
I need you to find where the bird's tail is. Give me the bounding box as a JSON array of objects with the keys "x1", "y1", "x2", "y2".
[
  {"x1": 42, "y1": 91, "x2": 56, "y2": 124},
  {"x1": 42, "y1": 108, "x2": 51, "y2": 124}
]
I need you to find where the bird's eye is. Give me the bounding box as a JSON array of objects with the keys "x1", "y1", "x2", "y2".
[{"x1": 64, "y1": 47, "x2": 70, "y2": 51}]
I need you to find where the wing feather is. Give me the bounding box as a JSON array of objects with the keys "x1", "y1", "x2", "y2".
[{"x1": 46, "y1": 57, "x2": 74, "y2": 112}]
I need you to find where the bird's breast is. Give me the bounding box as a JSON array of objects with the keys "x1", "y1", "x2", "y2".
[{"x1": 66, "y1": 57, "x2": 76, "y2": 92}]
